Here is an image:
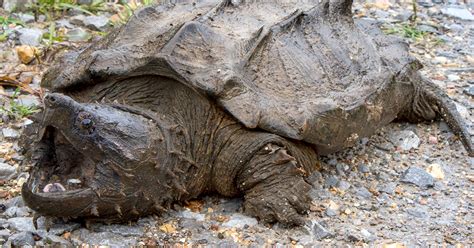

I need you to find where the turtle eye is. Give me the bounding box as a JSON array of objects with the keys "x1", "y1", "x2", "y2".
[
  {"x1": 76, "y1": 112, "x2": 95, "y2": 135},
  {"x1": 81, "y1": 118, "x2": 93, "y2": 129}
]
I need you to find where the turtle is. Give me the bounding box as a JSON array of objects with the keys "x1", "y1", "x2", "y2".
[{"x1": 22, "y1": 0, "x2": 472, "y2": 226}]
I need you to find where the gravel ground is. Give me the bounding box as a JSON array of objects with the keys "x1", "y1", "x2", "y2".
[{"x1": 0, "y1": 0, "x2": 473, "y2": 247}]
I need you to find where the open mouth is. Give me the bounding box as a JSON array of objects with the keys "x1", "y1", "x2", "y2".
[{"x1": 22, "y1": 125, "x2": 97, "y2": 217}]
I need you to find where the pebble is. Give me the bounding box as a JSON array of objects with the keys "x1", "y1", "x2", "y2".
[
  {"x1": 441, "y1": 6, "x2": 474, "y2": 21},
  {"x1": 66, "y1": 28, "x2": 92, "y2": 42},
  {"x1": 95, "y1": 224, "x2": 144, "y2": 237},
  {"x1": 7, "y1": 231, "x2": 36, "y2": 246},
  {"x1": 17, "y1": 28, "x2": 44, "y2": 46},
  {"x1": 0, "y1": 162, "x2": 16, "y2": 180},
  {"x1": 406, "y1": 207, "x2": 429, "y2": 218},
  {"x1": 358, "y1": 164, "x2": 370, "y2": 173},
  {"x1": 324, "y1": 176, "x2": 339, "y2": 188},
  {"x1": 428, "y1": 136, "x2": 438, "y2": 144},
  {"x1": 2, "y1": 128, "x2": 20, "y2": 138},
  {"x1": 355, "y1": 187, "x2": 373, "y2": 199},
  {"x1": 389, "y1": 130, "x2": 420, "y2": 151},
  {"x1": 454, "y1": 103, "x2": 469, "y2": 120},
  {"x1": 447, "y1": 74, "x2": 460, "y2": 81},
  {"x1": 378, "y1": 182, "x2": 397, "y2": 195},
  {"x1": 336, "y1": 180, "x2": 351, "y2": 191},
  {"x1": 83, "y1": 15, "x2": 109, "y2": 31},
  {"x1": 70, "y1": 229, "x2": 139, "y2": 246},
  {"x1": 16, "y1": 94, "x2": 40, "y2": 107},
  {"x1": 7, "y1": 217, "x2": 35, "y2": 232},
  {"x1": 400, "y1": 167, "x2": 435, "y2": 188},
  {"x1": 4, "y1": 206, "x2": 31, "y2": 218},
  {"x1": 464, "y1": 86, "x2": 474, "y2": 97},
  {"x1": 311, "y1": 221, "x2": 333, "y2": 240},
  {"x1": 42, "y1": 235, "x2": 72, "y2": 246},
  {"x1": 426, "y1": 163, "x2": 445, "y2": 180},
  {"x1": 222, "y1": 213, "x2": 258, "y2": 229}
]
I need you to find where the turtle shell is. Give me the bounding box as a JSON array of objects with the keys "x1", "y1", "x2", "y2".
[{"x1": 43, "y1": 0, "x2": 422, "y2": 154}]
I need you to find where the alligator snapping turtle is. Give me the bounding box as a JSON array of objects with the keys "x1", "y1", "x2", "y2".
[{"x1": 22, "y1": 0, "x2": 472, "y2": 225}]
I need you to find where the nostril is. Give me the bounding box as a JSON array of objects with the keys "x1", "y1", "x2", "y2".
[{"x1": 45, "y1": 95, "x2": 56, "y2": 104}]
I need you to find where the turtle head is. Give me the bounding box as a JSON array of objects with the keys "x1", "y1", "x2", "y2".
[{"x1": 22, "y1": 93, "x2": 162, "y2": 221}]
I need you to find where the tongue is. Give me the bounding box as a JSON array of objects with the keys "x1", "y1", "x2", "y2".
[{"x1": 43, "y1": 183, "x2": 66, "y2": 193}]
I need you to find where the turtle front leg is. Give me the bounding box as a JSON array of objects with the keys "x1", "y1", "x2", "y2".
[{"x1": 236, "y1": 143, "x2": 315, "y2": 226}]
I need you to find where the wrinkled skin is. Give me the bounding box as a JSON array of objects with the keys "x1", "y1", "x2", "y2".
[{"x1": 22, "y1": 0, "x2": 472, "y2": 226}]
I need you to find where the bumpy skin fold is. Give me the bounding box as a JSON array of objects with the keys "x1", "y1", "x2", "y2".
[{"x1": 22, "y1": 0, "x2": 472, "y2": 227}]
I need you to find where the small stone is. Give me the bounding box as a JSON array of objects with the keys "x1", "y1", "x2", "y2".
[
  {"x1": 70, "y1": 228, "x2": 139, "y2": 246},
  {"x1": 179, "y1": 209, "x2": 205, "y2": 221},
  {"x1": 389, "y1": 130, "x2": 420, "y2": 151},
  {"x1": 358, "y1": 164, "x2": 370, "y2": 173},
  {"x1": 464, "y1": 86, "x2": 474, "y2": 97},
  {"x1": 0, "y1": 162, "x2": 16, "y2": 180},
  {"x1": 43, "y1": 235, "x2": 72, "y2": 246},
  {"x1": 441, "y1": 6, "x2": 474, "y2": 21},
  {"x1": 96, "y1": 224, "x2": 144, "y2": 237},
  {"x1": 17, "y1": 28, "x2": 44, "y2": 46},
  {"x1": 8, "y1": 231, "x2": 35, "y2": 246},
  {"x1": 2, "y1": 0, "x2": 34, "y2": 12},
  {"x1": 360, "y1": 229, "x2": 374, "y2": 242},
  {"x1": 0, "y1": 229, "x2": 10, "y2": 240},
  {"x1": 378, "y1": 182, "x2": 397, "y2": 195},
  {"x1": 336, "y1": 180, "x2": 351, "y2": 191},
  {"x1": 454, "y1": 103, "x2": 469, "y2": 120},
  {"x1": 2, "y1": 127, "x2": 20, "y2": 138},
  {"x1": 355, "y1": 187, "x2": 373, "y2": 199},
  {"x1": 311, "y1": 221, "x2": 333, "y2": 240},
  {"x1": 222, "y1": 213, "x2": 258, "y2": 229},
  {"x1": 7, "y1": 217, "x2": 35, "y2": 232},
  {"x1": 426, "y1": 163, "x2": 445, "y2": 180},
  {"x1": 324, "y1": 176, "x2": 339, "y2": 188},
  {"x1": 447, "y1": 74, "x2": 460, "y2": 81},
  {"x1": 4, "y1": 206, "x2": 31, "y2": 218},
  {"x1": 400, "y1": 167, "x2": 434, "y2": 188},
  {"x1": 428, "y1": 136, "x2": 438, "y2": 144},
  {"x1": 16, "y1": 94, "x2": 40, "y2": 107},
  {"x1": 83, "y1": 15, "x2": 110, "y2": 31},
  {"x1": 406, "y1": 207, "x2": 429, "y2": 218},
  {"x1": 56, "y1": 19, "x2": 75, "y2": 29},
  {"x1": 66, "y1": 28, "x2": 92, "y2": 42},
  {"x1": 70, "y1": 15, "x2": 86, "y2": 26},
  {"x1": 16, "y1": 13, "x2": 35, "y2": 23},
  {"x1": 325, "y1": 208, "x2": 337, "y2": 217}
]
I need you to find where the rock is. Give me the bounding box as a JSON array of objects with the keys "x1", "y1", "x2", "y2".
[
  {"x1": 179, "y1": 209, "x2": 205, "y2": 221},
  {"x1": 358, "y1": 164, "x2": 370, "y2": 173},
  {"x1": 96, "y1": 224, "x2": 144, "y2": 237},
  {"x1": 378, "y1": 182, "x2": 397, "y2": 195},
  {"x1": 16, "y1": 94, "x2": 41, "y2": 107},
  {"x1": 360, "y1": 229, "x2": 375, "y2": 242},
  {"x1": 464, "y1": 86, "x2": 474, "y2": 97},
  {"x1": 43, "y1": 234, "x2": 72, "y2": 246},
  {"x1": 454, "y1": 103, "x2": 469, "y2": 120},
  {"x1": 36, "y1": 217, "x2": 81, "y2": 235},
  {"x1": 66, "y1": 28, "x2": 92, "y2": 42},
  {"x1": 17, "y1": 28, "x2": 44, "y2": 46},
  {"x1": 8, "y1": 231, "x2": 35, "y2": 246},
  {"x1": 389, "y1": 130, "x2": 420, "y2": 151},
  {"x1": 70, "y1": 15, "x2": 86, "y2": 26},
  {"x1": 0, "y1": 229, "x2": 10, "y2": 242},
  {"x1": 6, "y1": 196, "x2": 25, "y2": 208},
  {"x1": 324, "y1": 175, "x2": 339, "y2": 188},
  {"x1": 426, "y1": 163, "x2": 445, "y2": 180},
  {"x1": 15, "y1": 13, "x2": 35, "y2": 24},
  {"x1": 70, "y1": 228, "x2": 139, "y2": 246},
  {"x1": 355, "y1": 187, "x2": 373, "y2": 199},
  {"x1": 400, "y1": 167, "x2": 434, "y2": 188},
  {"x1": 2, "y1": 127, "x2": 20, "y2": 138},
  {"x1": 222, "y1": 213, "x2": 258, "y2": 229},
  {"x1": 441, "y1": 6, "x2": 474, "y2": 21},
  {"x1": 428, "y1": 136, "x2": 438, "y2": 144},
  {"x1": 336, "y1": 180, "x2": 351, "y2": 191},
  {"x1": 4, "y1": 206, "x2": 31, "y2": 218},
  {"x1": 7, "y1": 217, "x2": 35, "y2": 232},
  {"x1": 77, "y1": 0, "x2": 92, "y2": 4},
  {"x1": 83, "y1": 15, "x2": 109, "y2": 31},
  {"x1": 447, "y1": 74, "x2": 460, "y2": 81},
  {"x1": 2, "y1": 0, "x2": 33, "y2": 12},
  {"x1": 15, "y1": 45, "x2": 38, "y2": 65},
  {"x1": 406, "y1": 207, "x2": 429, "y2": 218},
  {"x1": 56, "y1": 19, "x2": 75, "y2": 28},
  {"x1": 0, "y1": 162, "x2": 16, "y2": 180},
  {"x1": 311, "y1": 221, "x2": 333, "y2": 240}
]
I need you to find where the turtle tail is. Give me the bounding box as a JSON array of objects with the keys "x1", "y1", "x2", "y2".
[{"x1": 406, "y1": 77, "x2": 473, "y2": 157}]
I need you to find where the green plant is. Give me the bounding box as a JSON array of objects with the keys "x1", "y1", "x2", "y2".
[
  {"x1": 0, "y1": 16, "x2": 24, "y2": 42},
  {"x1": 0, "y1": 88, "x2": 40, "y2": 119},
  {"x1": 383, "y1": 24, "x2": 427, "y2": 40}
]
